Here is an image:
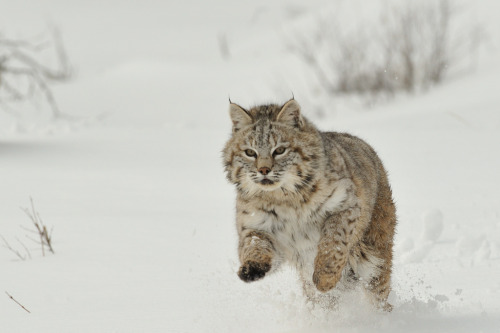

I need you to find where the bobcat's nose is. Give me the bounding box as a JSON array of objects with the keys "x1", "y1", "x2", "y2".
[{"x1": 258, "y1": 167, "x2": 271, "y2": 176}]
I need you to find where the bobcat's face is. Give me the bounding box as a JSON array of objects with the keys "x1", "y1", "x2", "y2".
[
  {"x1": 236, "y1": 126, "x2": 295, "y2": 192},
  {"x1": 223, "y1": 100, "x2": 322, "y2": 196}
]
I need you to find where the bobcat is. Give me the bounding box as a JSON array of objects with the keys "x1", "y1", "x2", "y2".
[{"x1": 222, "y1": 99, "x2": 396, "y2": 311}]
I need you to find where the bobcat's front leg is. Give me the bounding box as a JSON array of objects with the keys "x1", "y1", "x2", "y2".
[
  {"x1": 238, "y1": 229, "x2": 276, "y2": 282},
  {"x1": 313, "y1": 207, "x2": 361, "y2": 292}
]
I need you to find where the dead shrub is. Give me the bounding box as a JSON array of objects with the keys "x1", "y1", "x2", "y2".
[
  {"x1": 1, "y1": 197, "x2": 54, "y2": 260},
  {"x1": 290, "y1": 0, "x2": 482, "y2": 103},
  {"x1": 0, "y1": 26, "x2": 72, "y2": 117}
]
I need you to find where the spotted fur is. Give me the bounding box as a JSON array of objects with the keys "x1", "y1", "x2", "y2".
[{"x1": 222, "y1": 99, "x2": 396, "y2": 311}]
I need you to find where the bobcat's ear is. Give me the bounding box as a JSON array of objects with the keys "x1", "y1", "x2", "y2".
[
  {"x1": 277, "y1": 99, "x2": 303, "y2": 128},
  {"x1": 229, "y1": 103, "x2": 252, "y2": 132}
]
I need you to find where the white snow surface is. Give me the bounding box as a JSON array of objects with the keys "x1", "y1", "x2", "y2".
[{"x1": 1, "y1": 0, "x2": 500, "y2": 332}]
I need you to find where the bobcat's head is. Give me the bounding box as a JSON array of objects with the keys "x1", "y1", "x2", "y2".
[{"x1": 223, "y1": 99, "x2": 323, "y2": 197}]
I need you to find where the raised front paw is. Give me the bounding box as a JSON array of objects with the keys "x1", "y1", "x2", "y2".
[
  {"x1": 238, "y1": 261, "x2": 271, "y2": 282},
  {"x1": 312, "y1": 268, "x2": 342, "y2": 292}
]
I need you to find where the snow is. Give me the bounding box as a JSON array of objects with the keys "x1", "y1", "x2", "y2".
[
  {"x1": 1, "y1": 0, "x2": 500, "y2": 332},
  {"x1": 421, "y1": 210, "x2": 444, "y2": 244}
]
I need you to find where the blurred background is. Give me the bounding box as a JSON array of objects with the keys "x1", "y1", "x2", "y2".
[{"x1": 1, "y1": 0, "x2": 499, "y2": 332}]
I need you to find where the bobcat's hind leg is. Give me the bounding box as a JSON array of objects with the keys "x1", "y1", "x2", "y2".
[
  {"x1": 361, "y1": 178, "x2": 396, "y2": 312},
  {"x1": 363, "y1": 266, "x2": 393, "y2": 312}
]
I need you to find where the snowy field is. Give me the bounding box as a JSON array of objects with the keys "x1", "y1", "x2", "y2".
[{"x1": 1, "y1": 0, "x2": 500, "y2": 332}]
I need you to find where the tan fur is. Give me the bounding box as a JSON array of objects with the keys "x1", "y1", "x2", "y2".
[{"x1": 222, "y1": 100, "x2": 396, "y2": 311}]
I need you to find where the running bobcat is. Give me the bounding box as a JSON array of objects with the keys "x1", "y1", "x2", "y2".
[{"x1": 222, "y1": 99, "x2": 396, "y2": 311}]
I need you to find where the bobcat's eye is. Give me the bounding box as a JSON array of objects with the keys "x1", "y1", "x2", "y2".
[
  {"x1": 273, "y1": 147, "x2": 286, "y2": 156},
  {"x1": 245, "y1": 149, "x2": 257, "y2": 157}
]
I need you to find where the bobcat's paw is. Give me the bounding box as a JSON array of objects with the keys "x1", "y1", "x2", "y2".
[
  {"x1": 238, "y1": 261, "x2": 271, "y2": 282},
  {"x1": 312, "y1": 269, "x2": 341, "y2": 292}
]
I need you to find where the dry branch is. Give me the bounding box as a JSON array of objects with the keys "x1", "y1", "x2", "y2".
[
  {"x1": 0, "y1": 235, "x2": 30, "y2": 260},
  {"x1": 1, "y1": 198, "x2": 54, "y2": 260},
  {"x1": 21, "y1": 197, "x2": 54, "y2": 255},
  {"x1": 5, "y1": 291, "x2": 31, "y2": 313},
  {"x1": 0, "y1": 26, "x2": 71, "y2": 118}
]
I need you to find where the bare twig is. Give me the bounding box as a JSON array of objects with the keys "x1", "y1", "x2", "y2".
[
  {"x1": 17, "y1": 237, "x2": 32, "y2": 260},
  {"x1": 21, "y1": 197, "x2": 54, "y2": 255},
  {"x1": 2, "y1": 198, "x2": 55, "y2": 259},
  {"x1": 5, "y1": 291, "x2": 31, "y2": 313},
  {"x1": 217, "y1": 33, "x2": 230, "y2": 60},
  {"x1": 1, "y1": 235, "x2": 29, "y2": 260}
]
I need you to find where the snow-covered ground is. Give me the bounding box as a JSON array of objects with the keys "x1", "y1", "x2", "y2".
[{"x1": 1, "y1": 0, "x2": 500, "y2": 332}]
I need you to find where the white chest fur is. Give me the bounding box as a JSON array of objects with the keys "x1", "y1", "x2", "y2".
[
  {"x1": 240, "y1": 178, "x2": 355, "y2": 278},
  {"x1": 242, "y1": 206, "x2": 321, "y2": 277}
]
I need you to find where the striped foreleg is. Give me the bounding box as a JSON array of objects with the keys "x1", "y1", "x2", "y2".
[
  {"x1": 238, "y1": 229, "x2": 278, "y2": 282},
  {"x1": 313, "y1": 207, "x2": 361, "y2": 292}
]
